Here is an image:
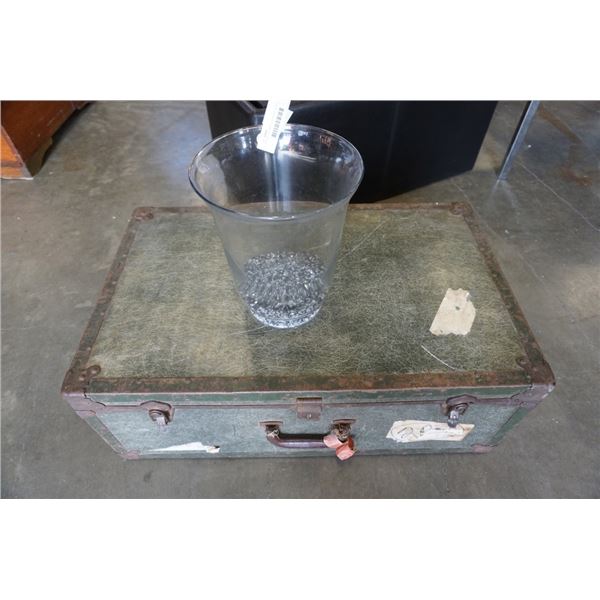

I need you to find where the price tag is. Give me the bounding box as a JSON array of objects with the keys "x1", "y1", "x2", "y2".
[{"x1": 256, "y1": 100, "x2": 293, "y2": 154}]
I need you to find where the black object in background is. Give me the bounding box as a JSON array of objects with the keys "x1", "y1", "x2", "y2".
[{"x1": 206, "y1": 101, "x2": 497, "y2": 203}]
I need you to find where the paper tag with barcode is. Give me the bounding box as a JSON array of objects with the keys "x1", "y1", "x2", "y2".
[{"x1": 256, "y1": 100, "x2": 293, "y2": 154}]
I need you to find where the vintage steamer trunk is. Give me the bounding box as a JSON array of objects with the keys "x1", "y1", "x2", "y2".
[{"x1": 61, "y1": 203, "x2": 554, "y2": 459}]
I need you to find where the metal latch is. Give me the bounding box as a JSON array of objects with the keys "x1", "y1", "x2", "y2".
[
  {"x1": 141, "y1": 401, "x2": 174, "y2": 428},
  {"x1": 442, "y1": 395, "x2": 476, "y2": 428},
  {"x1": 296, "y1": 397, "x2": 322, "y2": 420},
  {"x1": 148, "y1": 409, "x2": 170, "y2": 427}
]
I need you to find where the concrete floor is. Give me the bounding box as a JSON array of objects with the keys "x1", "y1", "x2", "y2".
[{"x1": 2, "y1": 101, "x2": 599, "y2": 498}]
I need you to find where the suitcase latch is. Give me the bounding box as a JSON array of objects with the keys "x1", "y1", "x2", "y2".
[
  {"x1": 141, "y1": 401, "x2": 174, "y2": 427},
  {"x1": 296, "y1": 397, "x2": 322, "y2": 420},
  {"x1": 149, "y1": 409, "x2": 170, "y2": 427},
  {"x1": 442, "y1": 395, "x2": 476, "y2": 427}
]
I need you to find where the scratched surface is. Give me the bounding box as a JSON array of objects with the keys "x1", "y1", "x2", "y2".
[
  {"x1": 87, "y1": 208, "x2": 525, "y2": 377},
  {"x1": 96, "y1": 402, "x2": 517, "y2": 456}
]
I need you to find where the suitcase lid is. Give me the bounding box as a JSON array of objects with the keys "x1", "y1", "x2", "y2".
[{"x1": 62, "y1": 203, "x2": 553, "y2": 404}]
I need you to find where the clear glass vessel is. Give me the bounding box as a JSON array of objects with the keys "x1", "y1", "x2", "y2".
[{"x1": 189, "y1": 124, "x2": 364, "y2": 329}]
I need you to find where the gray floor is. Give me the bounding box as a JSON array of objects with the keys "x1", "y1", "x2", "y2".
[{"x1": 2, "y1": 101, "x2": 599, "y2": 498}]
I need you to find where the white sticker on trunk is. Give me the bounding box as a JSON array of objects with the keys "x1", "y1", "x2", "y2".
[
  {"x1": 429, "y1": 288, "x2": 476, "y2": 335},
  {"x1": 149, "y1": 441, "x2": 220, "y2": 453},
  {"x1": 386, "y1": 420, "x2": 474, "y2": 443}
]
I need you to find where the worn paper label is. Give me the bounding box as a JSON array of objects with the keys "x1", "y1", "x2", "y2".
[
  {"x1": 149, "y1": 441, "x2": 220, "y2": 453},
  {"x1": 386, "y1": 420, "x2": 474, "y2": 443},
  {"x1": 430, "y1": 288, "x2": 476, "y2": 335},
  {"x1": 256, "y1": 100, "x2": 293, "y2": 153}
]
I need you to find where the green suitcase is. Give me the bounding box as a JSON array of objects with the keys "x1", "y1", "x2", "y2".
[{"x1": 61, "y1": 203, "x2": 554, "y2": 459}]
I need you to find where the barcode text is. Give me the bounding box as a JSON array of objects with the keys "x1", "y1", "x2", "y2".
[{"x1": 271, "y1": 107, "x2": 285, "y2": 138}]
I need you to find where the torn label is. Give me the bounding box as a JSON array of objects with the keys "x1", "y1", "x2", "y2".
[
  {"x1": 430, "y1": 288, "x2": 476, "y2": 336},
  {"x1": 256, "y1": 100, "x2": 293, "y2": 154},
  {"x1": 149, "y1": 441, "x2": 220, "y2": 453},
  {"x1": 386, "y1": 420, "x2": 474, "y2": 443}
]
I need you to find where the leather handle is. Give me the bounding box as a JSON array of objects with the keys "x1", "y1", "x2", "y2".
[
  {"x1": 263, "y1": 422, "x2": 354, "y2": 454},
  {"x1": 265, "y1": 426, "x2": 329, "y2": 449},
  {"x1": 267, "y1": 430, "x2": 327, "y2": 450}
]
